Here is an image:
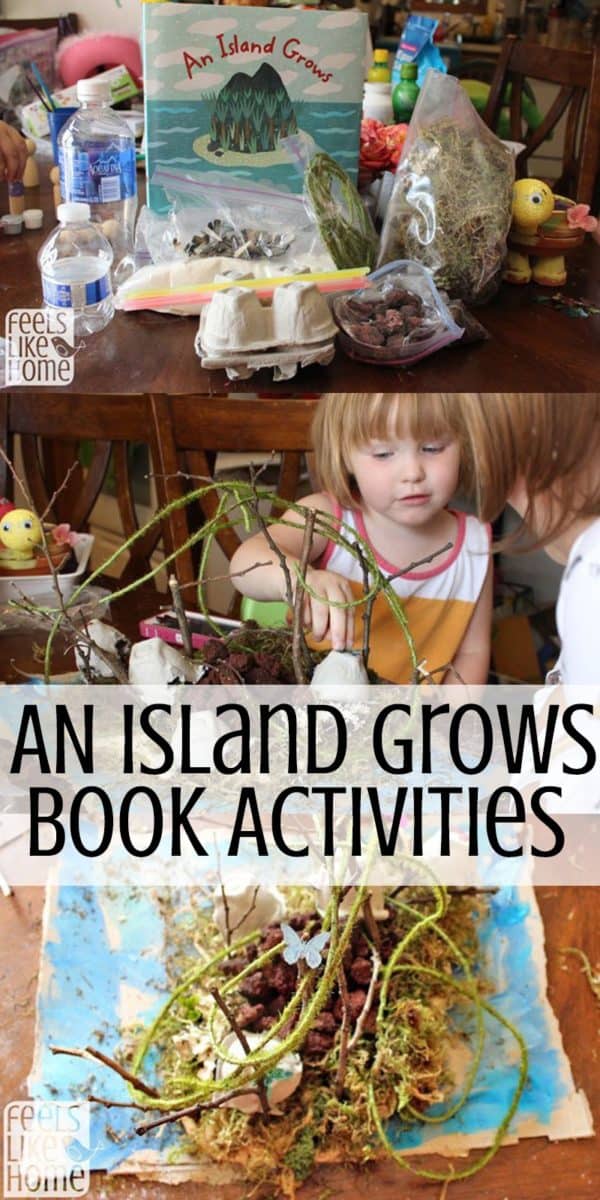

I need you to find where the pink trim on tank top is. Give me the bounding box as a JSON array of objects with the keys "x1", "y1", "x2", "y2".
[{"x1": 319, "y1": 501, "x2": 466, "y2": 579}]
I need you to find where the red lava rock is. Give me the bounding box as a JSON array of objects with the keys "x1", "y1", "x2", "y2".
[
  {"x1": 260, "y1": 926, "x2": 284, "y2": 953},
  {"x1": 379, "y1": 310, "x2": 406, "y2": 333},
  {"x1": 237, "y1": 1001, "x2": 265, "y2": 1028},
  {"x1": 255, "y1": 1014, "x2": 277, "y2": 1032},
  {"x1": 312, "y1": 1011, "x2": 337, "y2": 1035},
  {"x1": 228, "y1": 651, "x2": 252, "y2": 673},
  {"x1": 333, "y1": 989, "x2": 367, "y2": 1024},
  {"x1": 246, "y1": 667, "x2": 279, "y2": 684},
  {"x1": 352, "y1": 325, "x2": 385, "y2": 346},
  {"x1": 239, "y1": 971, "x2": 270, "y2": 1001},
  {"x1": 267, "y1": 993, "x2": 288, "y2": 1016},
  {"x1": 349, "y1": 957, "x2": 373, "y2": 987},
  {"x1": 222, "y1": 955, "x2": 249, "y2": 976},
  {"x1": 214, "y1": 666, "x2": 240, "y2": 685},
  {"x1": 304, "y1": 1031, "x2": 335, "y2": 1057},
  {"x1": 386, "y1": 333, "x2": 411, "y2": 352},
  {"x1": 201, "y1": 639, "x2": 228, "y2": 663},
  {"x1": 266, "y1": 962, "x2": 297, "y2": 996}
]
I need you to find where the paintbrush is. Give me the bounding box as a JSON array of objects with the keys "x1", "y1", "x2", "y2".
[
  {"x1": 24, "y1": 68, "x2": 53, "y2": 113},
  {"x1": 29, "y1": 61, "x2": 56, "y2": 110}
]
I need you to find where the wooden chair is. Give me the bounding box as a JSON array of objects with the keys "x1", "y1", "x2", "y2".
[
  {"x1": 1, "y1": 393, "x2": 170, "y2": 586},
  {"x1": 149, "y1": 395, "x2": 318, "y2": 611},
  {"x1": 482, "y1": 36, "x2": 600, "y2": 204}
]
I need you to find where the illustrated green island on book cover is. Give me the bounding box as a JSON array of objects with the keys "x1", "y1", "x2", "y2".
[{"x1": 143, "y1": 3, "x2": 368, "y2": 212}]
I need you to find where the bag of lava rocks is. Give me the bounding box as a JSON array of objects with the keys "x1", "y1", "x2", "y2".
[{"x1": 332, "y1": 259, "x2": 464, "y2": 366}]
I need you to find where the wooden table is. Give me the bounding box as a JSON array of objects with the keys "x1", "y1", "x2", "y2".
[
  {"x1": 1, "y1": 181, "x2": 599, "y2": 393},
  {"x1": 0, "y1": 596, "x2": 599, "y2": 1200}
]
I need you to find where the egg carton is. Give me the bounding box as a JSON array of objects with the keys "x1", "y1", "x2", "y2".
[
  {"x1": 197, "y1": 339, "x2": 335, "y2": 382},
  {"x1": 195, "y1": 279, "x2": 337, "y2": 379}
]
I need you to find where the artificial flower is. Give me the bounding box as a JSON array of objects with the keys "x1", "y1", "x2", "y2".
[{"x1": 566, "y1": 204, "x2": 598, "y2": 233}]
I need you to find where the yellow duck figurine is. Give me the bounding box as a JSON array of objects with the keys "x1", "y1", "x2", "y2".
[
  {"x1": 0, "y1": 508, "x2": 43, "y2": 569},
  {"x1": 504, "y1": 179, "x2": 566, "y2": 287}
]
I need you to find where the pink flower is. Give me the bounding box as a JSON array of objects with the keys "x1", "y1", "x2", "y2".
[
  {"x1": 53, "y1": 523, "x2": 77, "y2": 547},
  {"x1": 567, "y1": 204, "x2": 598, "y2": 233}
]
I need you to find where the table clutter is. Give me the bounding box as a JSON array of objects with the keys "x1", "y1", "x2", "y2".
[{"x1": 1, "y1": 11, "x2": 598, "y2": 388}]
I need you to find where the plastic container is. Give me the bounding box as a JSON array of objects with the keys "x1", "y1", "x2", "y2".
[
  {"x1": 58, "y1": 76, "x2": 137, "y2": 284},
  {"x1": 367, "y1": 48, "x2": 391, "y2": 83},
  {"x1": 0, "y1": 533, "x2": 94, "y2": 603},
  {"x1": 362, "y1": 81, "x2": 394, "y2": 125},
  {"x1": 1, "y1": 214, "x2": 23, "y2": 235},
  {"x1": 38, "y1": 202, "x2": 114, "y2": 337},
  {"x1": 23, "y1": 208, "x2": 44, "y2": 230},
  {"x1": 392, "y1": 63, "x2": 420, "y2": 124}
]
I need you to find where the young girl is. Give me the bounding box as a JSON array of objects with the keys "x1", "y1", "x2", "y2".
[
  {"x1": 230, "y1": 394, "x2": 493, "y2": 684},
  {"x1": 462, "y1": 394, "x2": 600, "y2": 685}
]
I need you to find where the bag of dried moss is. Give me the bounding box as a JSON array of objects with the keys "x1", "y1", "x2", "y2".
[{"x1": 377, "y1": 71, "x2": 514, "y2": 305}]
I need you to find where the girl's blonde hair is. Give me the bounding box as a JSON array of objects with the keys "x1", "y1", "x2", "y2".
[
  {"x1": 312, "y1": 393, "x2": 474, "y2": 508},
  {"x1": 460, "y1": 394, "x2": 600, "y2": 546}
]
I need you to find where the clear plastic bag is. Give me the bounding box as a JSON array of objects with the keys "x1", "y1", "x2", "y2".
[
  {"x1": 333, "y1": 259, "x2": 463, "y2": 366},
  {"x1": 303, "y1": 150, "x2": 379, "y2": 271},
  {"x1": 378, "y1": 71, "x2": 514, "y2": 306},
  {"x1": 151, "y1": 167, "x2": 331, "y2": 270}
]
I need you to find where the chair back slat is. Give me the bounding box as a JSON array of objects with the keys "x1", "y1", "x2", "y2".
[
  {"x1": 5, "y1": 394, "x2": 165, "y2": 582},
  {"x1": 483, "y1": 36, "x2": 600, "y2": 204},
  {"x1": 149, "y1": 395, "x2": 317, "y2": 608}
]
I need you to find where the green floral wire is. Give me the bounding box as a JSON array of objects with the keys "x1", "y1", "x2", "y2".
[
  {"x1": 368, "y1": 963, "x2": 529, "y2": 1183},
  {"x1": 387, "y1": 894, "x2": 486, "y2": 1124},
  {"x1": 128, "y1": 889, "x2": 367, "y2": 1109},
  {"x1": 37, "y1": 486, "x2": 418, "y2": 680}
]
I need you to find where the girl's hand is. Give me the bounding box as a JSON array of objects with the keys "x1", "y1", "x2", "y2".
[
  {"x1": 295, "y1": 567, "x2": 356, "y2": 650},
  {"x1": 0, "y1": 122, "x2": 27, "y2": 183}
]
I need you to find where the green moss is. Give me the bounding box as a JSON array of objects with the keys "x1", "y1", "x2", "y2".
[{"x1": 284, "y1": 1124, "x2": 316, "y2": 1182}]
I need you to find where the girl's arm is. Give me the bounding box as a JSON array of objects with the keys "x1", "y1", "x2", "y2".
[
  {"x1": 229, "y1": 493, "x2": 356, "y2": 649},
  {"x1": 448, "y1": 560, "x2": 493, "y2": 686}
]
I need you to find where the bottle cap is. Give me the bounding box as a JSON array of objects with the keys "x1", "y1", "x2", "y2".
[
  {"x1": 401, "y1": 62, "x2": 418, "y2": 79},
  {"x1": 57, "y1": 202, "x2": 91, "y2": 224},
  {"x1": 374, "y1": 49, "x2": 389, "y2": 62},
  {"x1": 23, "y1": 208, "x2": 44, "y2": 230},
  {"x1": 77, "y1": 76, "x2": 112, "y2": 104}
]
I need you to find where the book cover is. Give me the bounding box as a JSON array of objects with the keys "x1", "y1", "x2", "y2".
[{"x1": 143, "y1": 2, "x2": 367, "y2": 212}]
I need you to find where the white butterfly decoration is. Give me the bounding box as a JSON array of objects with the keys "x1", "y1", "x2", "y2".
[{"x1": 281, "y1": 923, "x2": 330, "y2": 969}]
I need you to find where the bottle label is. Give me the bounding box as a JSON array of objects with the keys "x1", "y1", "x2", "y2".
[
  {"x1": 60, "y1": 142, "x2": 137, "y2": 204},
  {"x1": 42, "y1": 273, "x2": 112, "y2": 309}
]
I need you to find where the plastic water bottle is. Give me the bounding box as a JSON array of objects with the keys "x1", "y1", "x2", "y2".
[
  {"x1": 58, "y1": 76, "x2": 137, "y2": 285},
  {"x1": 38, "y1": 202, "x2": 114, "y2": 337}
]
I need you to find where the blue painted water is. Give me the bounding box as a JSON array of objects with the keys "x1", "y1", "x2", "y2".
[{"x1": 31, "y1": 886, "x2": 569, "y2": 1172}]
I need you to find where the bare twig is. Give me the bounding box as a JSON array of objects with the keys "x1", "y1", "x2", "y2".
[
  {"x1": 40, "y1": 460, "x2": 80, "y2": 523},
  {"x1": 362, "y1": 894, "x2": 381, "y2": 952},
  {"x1": 229, "y1": 884, "x2": 260, "y2": 940},
  {"x1": 88, "y1": 1094, "x2": 154, "y2": 1112},
  {"x1": 135, "y1": 1087, "x2": 264, "y2": 1134},
  {"x1": 248, "y1": 463, "x2": 295, "y2": 614},
  {"x1": 209, "y1": 987, "x2": 269, "y2": 1116},
  {"x1": 219, "y1": 882, "x2": 232, "y2": 945},
  {"x1": 335, "y1": 965, "x2": 351, "y2": 1098},
  {"x1": 353, "y1": 539, "x2": 374, "y2": 669},
  {"x1": 348, "y1": 946, "x2": 381, "y2": 1050},
  {"x1": 169, "y1": 573, "x2": 193, "y2": 659},
  {"x1": 50, "y1": 1044, "x2": 159, "y2": 1098},
  {"x1": 292, "y1": 507, "x2": 315, "y2": 686},
  {"x1": 386, "y1": 542, "x2": 453, "y2": 585}
]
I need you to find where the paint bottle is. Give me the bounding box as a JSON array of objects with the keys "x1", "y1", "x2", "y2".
[
  {"x1": 392, "y1": 63, "x2": 420, "y2": 125},
  {"x1": 367, "y1": 49, "x2": 391, "y2": 83}
]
